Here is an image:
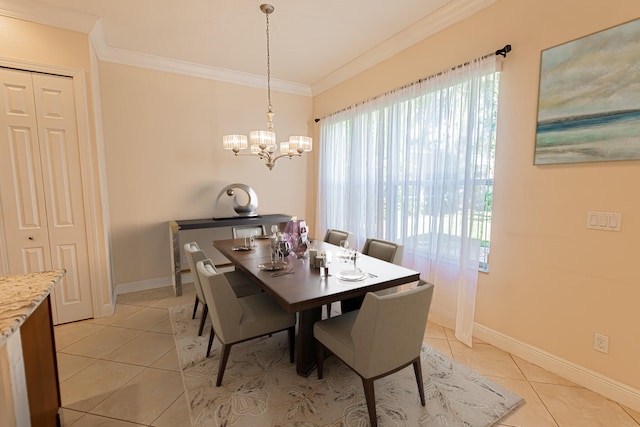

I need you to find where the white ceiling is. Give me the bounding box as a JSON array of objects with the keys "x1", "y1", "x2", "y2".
[{"x1": 0, "y1": 0, "x2": 495, "y2": 95}]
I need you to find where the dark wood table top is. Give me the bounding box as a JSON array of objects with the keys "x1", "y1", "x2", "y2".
[{"x1": 214, "y1": 238, "x2": 421, "y2": 313}]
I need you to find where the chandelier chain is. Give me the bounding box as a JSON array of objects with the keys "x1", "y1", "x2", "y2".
[{"x1": 265, "y1": 12, "x2": 272, "y2": 114}]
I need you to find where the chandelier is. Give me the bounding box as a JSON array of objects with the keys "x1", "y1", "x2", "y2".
[{"x1": 222, "y1": 3, "x2": 312, "y2": 171}]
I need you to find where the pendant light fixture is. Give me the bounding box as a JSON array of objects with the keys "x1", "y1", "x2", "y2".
[{"x1": 222, "y1": 4, "x2": 312, "y2": 171}]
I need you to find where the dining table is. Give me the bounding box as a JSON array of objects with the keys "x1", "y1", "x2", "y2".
[{"x1": 214, "y1": 237, "x2": 421, "y2": 376}]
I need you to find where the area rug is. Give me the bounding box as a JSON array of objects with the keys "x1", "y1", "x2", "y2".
[{"x1": 169, "y1": 304, "x2": 523, "y2": 426}]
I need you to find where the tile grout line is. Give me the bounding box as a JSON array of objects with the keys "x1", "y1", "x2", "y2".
[{"x1": 507, "y1": 352, "x2": 560, "y2": 427}]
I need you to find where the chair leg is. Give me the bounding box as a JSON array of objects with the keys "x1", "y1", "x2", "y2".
[
  {"x1": 413, "y1": 359, "x2": 426, "y2": 406},
  {"x1": 206, "y1": 326, "x2": 215, "y2": 358},
  {"x1": 361, "y1": 377, "x2": 377, "y2": 427},
  {"x1": 287, "y1": 326, "x2": 295, "y2": 363},
  {"x1": 316, "y1": 340, "x2": 325, "y2": 379},
  {"x1": 198, "y1": 304, "x2": 208, "y2": 336},
  {"x1": 216, "y1": 343, "x2": 232, "y2": 386},
  {"x1": 192, "y1": 296, "x2": 199, "y2": 319}
]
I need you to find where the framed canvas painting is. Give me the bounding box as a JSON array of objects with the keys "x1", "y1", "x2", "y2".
[{"x1": 534, "y1": 18, "x2": 640, "y2": 165}]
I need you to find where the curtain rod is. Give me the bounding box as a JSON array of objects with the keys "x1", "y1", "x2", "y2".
[{"x1": 314, "y1": 44, "x2": 511, "y2": 123}]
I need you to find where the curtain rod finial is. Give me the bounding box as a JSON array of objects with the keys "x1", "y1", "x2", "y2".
[{"x1": 495, "y1": 44, "x2": 512, "y2": 57}]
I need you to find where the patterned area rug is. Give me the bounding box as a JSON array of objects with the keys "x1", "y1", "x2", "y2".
[{"x1": 169, "y1": 304, "x2": 523, "y2": 426}]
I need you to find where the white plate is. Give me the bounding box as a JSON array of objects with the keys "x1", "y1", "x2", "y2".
[
  {"x1": 335, "y1": 269, "x2": 367, "y2": 281},
  {"x1": 258, "y1": 261, "x2": 289, "y2": 271}
]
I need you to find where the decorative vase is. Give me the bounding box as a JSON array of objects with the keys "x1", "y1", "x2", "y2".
[{"x1": 283, "y1": 219, "x2": 309, "y2": 259}]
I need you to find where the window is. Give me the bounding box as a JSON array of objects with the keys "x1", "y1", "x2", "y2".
[{"x1": 318, "y1": 57, "x2": 500, "y2": 273}]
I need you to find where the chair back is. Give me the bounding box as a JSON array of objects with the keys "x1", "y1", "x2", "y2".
[
  {"x1": 323, "y1": 229, "x2": 354, "y2": 247},
  {"x1": 184, "y1": 242, "x2": 207, "y2": 303},
  {"x1": 351, "y1": 283, "x2": 434, "y2": 378},
  {"x1": 232, "y1": 225, "x2": 266, "y2": 239},
  {"x1": 196, "y1": 259, "x2": 243, "y2": 343},
  {"x1": 361, "y1": 238, "x2": 403, "y2": 265}
]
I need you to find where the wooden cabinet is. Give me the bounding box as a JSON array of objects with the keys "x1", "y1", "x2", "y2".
[{"x1": 20, "y1": 295, "x2": 61, "y2": 426}]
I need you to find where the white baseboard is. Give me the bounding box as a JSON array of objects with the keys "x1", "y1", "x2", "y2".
[
  {"x1": 474, "y1": 323, "x2": 640, "y2": 412},
  {"x1": 114, "y1": 276, "x2": 173, "y2": 295},
  {"x1": 114, "y1": 267, "x2": 235, "y2": 296}
]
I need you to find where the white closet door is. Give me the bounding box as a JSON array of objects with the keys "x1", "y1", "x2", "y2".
[
  {"x1": 0, "y1": 69, "x2": 53, "y2": 273},
  {"x1": 0, "y1": 68, "x2": 93, "y2": 324}
]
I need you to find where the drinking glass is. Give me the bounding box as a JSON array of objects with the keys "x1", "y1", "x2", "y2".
[
  {"x1": 319, "y1": 257, "x2": 330, "y2": 278},
  {"x1": 244, "y1": 235, "x2": 254, "y2": 248},
  {"x1": 270, "y1": 224, "x2": 279, "y2": 236}
]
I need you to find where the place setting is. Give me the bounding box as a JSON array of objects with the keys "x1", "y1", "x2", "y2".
[
  {"x1": 258, "y1": 261, "x2": 290, "y2": 272},
  {"x1": 258, "y1": 228, "x2": 293, "y2": 273},
  {"x1": 231, "y1": 235, "x2": 257, "y2": 251},
  {"x1": 333, "y1": 239, "x2": 376, "y2": 282}
]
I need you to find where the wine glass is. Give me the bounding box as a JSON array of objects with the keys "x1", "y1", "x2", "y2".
[
  {"x1": 271, "y1": 224, "x2": 279, "y2": 236},
  {"x1": 339, "y1": 239, "x2": 349, "y2": 260}
]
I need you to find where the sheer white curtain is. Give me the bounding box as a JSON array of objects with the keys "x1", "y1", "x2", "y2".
[{"x1": 318, "y1": 56, "x2": 500, "y2": 346}]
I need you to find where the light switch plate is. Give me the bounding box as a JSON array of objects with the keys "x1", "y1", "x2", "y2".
[{"x1": 586, "y1": 211, "x2": 621, "y2": 231}]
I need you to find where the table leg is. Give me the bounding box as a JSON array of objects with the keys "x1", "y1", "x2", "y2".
[
  {"x1": 295, "y1": 307, "x2": 322, "y2": 376},
  {"x1": 169, "y1": 221, "x2": 182, "y2": 296}
]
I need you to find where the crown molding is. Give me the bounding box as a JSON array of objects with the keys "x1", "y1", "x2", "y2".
[
  {"x1": 89, "y1": 18, "x2": 311, "y2": 97},
  {"x1": 310, "y1": 0, "x2": 498, "y2": 95},
  {"x1": 92, "y1": 41, "x2": 312, "y2": 97},
  {"x1": 0, "y1": 1, "x2": 311, "y2": 97},
  {"x1": 1, "y1": 0, "x2": 495, "y2": 97},
  {"x1": 0, "y1": 0, "x2": 97, "y2": 33}
]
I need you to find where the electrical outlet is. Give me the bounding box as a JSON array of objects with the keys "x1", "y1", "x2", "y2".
[{"x1": 594, "y1": 333, "x2": 609, "y2": 353}]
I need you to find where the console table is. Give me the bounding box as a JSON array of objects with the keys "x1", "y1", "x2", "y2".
[{"x1": 168, "y1": 214, "x2": 291, "y2": 295}]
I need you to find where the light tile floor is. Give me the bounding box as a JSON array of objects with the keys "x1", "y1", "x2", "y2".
[{"x1": 54, "y1": 284, "x2": 640, "y2": 426}]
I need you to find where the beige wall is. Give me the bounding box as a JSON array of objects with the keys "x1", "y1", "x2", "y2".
[
  {"x1": 98, "y1": 62, "x2": 314, "y2": 285},
  {"x1": 314, "y1": 0, "x2": 640, "y2": 390},
  {"x1": 0, "y1": 16, "x2": 90, "y2": 70}
]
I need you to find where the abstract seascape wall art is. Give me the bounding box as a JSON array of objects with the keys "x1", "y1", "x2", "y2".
[{"x1": 534, "y1": 18, "x2": 640, "y2": 165}]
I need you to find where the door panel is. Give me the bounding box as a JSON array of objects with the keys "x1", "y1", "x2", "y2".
[
  {"x1": 0, "y1": 69, "x2": 52, "y2": 274},
  {"x1": 35, "y1": 75, "x2": 87, "y2": 242},
  {"x1": 22, "y1": 247, "x2": 47, "y2": 272},
  {"x1": 33, "y1": 73, "x2": 93, "y2": 324},
  {"x1": 9, "y1": 127, "x2": 46, "y2": 228},
  {"x1": 56, "y1": 243, "x2": 83, "y2": 304},
  {"x1": 43, "y1": 129, "x2": 75, "y2": 226},
  {"x1": 0, "y1": 68, "x2": 93, "y2": 324}
]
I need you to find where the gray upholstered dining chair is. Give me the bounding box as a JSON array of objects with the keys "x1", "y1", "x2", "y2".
[
  {"x1": 232, "y1": 225, "x2": 266, "y2": 239},
  {"x1": 363, "y1": 238, "x2": 404, "y2": 297},
  {"x1": 340, "y1": 237, "x2": 405, "y2": 313},
  {"x1": 323, "y1": 228, "x2": 355, "y2": 247},
  {"x1": 184, "y1": 242, "x2": 261, "y2": 336},
  {"x1": 197, "y1": 259, "x2": 296, "y2": 386},
  {"x1": 323, "y1": 228, "x2": 355, "y2": 317},
  {"x1": 361, "y1": 237, "x2": 403, "y2": 265},
  {"x1": 314, "y1": 281, "x2": 434, "y2": 427}
]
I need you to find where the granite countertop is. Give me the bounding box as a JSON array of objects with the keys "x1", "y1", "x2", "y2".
[{"x1": 0, "y1": 270, "x2": 66, "y2": 347}]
